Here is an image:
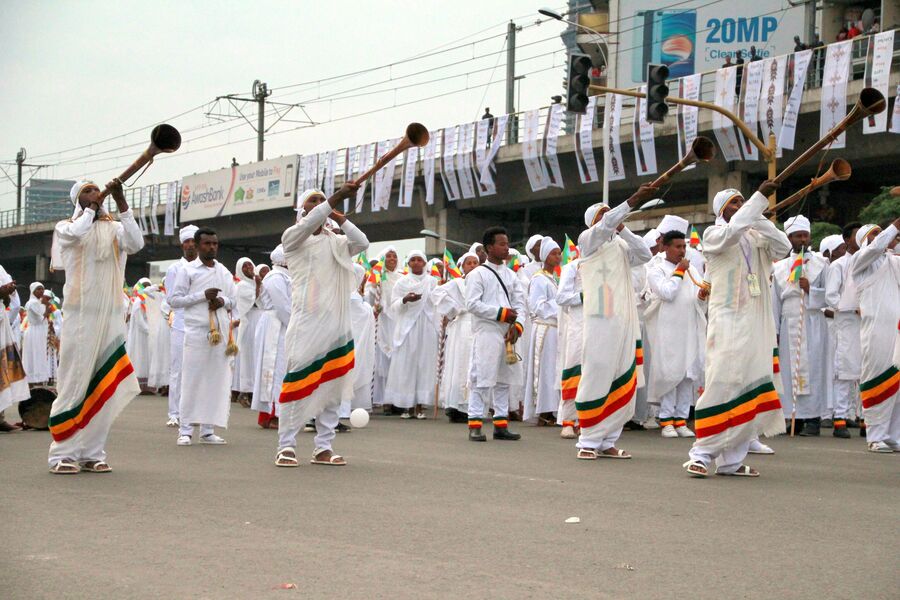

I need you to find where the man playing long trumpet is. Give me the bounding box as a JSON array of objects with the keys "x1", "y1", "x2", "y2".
[
  {"x1": 684, "y1": 181, "x2": 791, "y2": 478},
  {"x1": 851, "y1": 218, "x2": 900, "y2": 453},
  {"x1": 46, "y1": 179, "x2": 144, "y2": 474},
  {"x1": 574, "y1": 184, "x2": 656, "y2": 460}
]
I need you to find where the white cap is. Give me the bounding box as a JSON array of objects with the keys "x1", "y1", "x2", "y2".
[
  {"x1": 584, "y1": 202, "x2": 609, "y2": 228},
  {"x1": 524, "y1": 235, "x2": 543, "y2": 260},
  {"x1": 818, "y1": 234, "x2": 843, "y2": 255},
  {"x1": 784, "y1": 215, "x2": 811, "y2": 235},
  {"x1": 179, "y1": 225, "x2": 199, "y2": 243},
  {"x1": 539, "y1": 237, "x2": 560, "y2": 263},
  {"x1": 713, "y1": 189, "x2": 742, "y2": 217},
  {"x1": 657, "y1": 214, "x2": 689, "y2": 235}
]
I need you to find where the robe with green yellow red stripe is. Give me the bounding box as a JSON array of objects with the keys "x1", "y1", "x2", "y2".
[
  {"x1": 279, "y1": 340, "x2": 355, "y2": 403},
  {"x1": 561, "y1": 364, "x2": 581, "y2": 401},
  {"x1": 575, "y1": 359, "x2": 637, "y2": 429},
  {"x1": 694, "y1": 380, "x2": 781, "y2": 439},
  {"x1": 48, "y1": 342, "x2": 134, "y2": 442},
  {"x1": 860, "y1": 366, "x2": 899, "y2": 410}
]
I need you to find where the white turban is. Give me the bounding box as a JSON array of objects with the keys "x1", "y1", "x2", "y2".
[
  {"x1": 538, "y1": 236, "x2": 560, "y2": 263},
  {"x1": 30, "y1": 282, "x2": 44, "y2": 294},
  {"x1": 270, "y1": 244, "x2": 286, "y2": 267},
  {"x1": 379, "y1": 245, "x2": 398, "y2": 261},
  {"x1": 69, "y1": 179, "x2": 95, "y2": 205},
  {"x1": 296, "y1": 189, "x2": 326, "y2": 212},
  {"x1": 457, "y1": 251, "x2": 478, "y2": 267},
  {"x1": 783, "y1": 215, "x2": 811, "y2": 235},
  {"x1": 584, "y1": 202, "x2": 609, "y2": 228},
  {"x1": 657, "y1": 214, "x2": 689, "y2": 235},
  {"x1": 406, "y1": 250, "x2": 427, "y2": 264},
  {"x1": 642, "y1": 228, "x2": 661, "y2": 249},
  {"x1": 818, "y1": 234, "x2": 843, "y2": 256},
  {"x1": 524, "y1": 234, "x2": 543, "y2": 260},
  {"x1": 713, "y1": 189, "x2": 743, "y2": 218},
  {"x1": 179, "y1": 224, "x2": 199, "y2": 244},
  {"x1": 469, "y1": 242, "x2": 484, "y2": 254},
  {"x1": 856, "y1": 224, "x2": 880, "y2": 248}
]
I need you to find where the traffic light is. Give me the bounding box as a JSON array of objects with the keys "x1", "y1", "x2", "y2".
[
  {"x1": 566, "y1": 53, "x2": 593, "y2": 114},
  {"x1": 645, "y1": 63, "x2": 670, "y2": 123}
]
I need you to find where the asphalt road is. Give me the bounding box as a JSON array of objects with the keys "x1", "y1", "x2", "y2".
[{"x1": 2, "y1": 396, "x2": 898, "y2": 600}]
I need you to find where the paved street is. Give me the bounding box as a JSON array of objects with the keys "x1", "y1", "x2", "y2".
[{"x1": 2, "y1": 396, "x2": 898, "y2": 600}]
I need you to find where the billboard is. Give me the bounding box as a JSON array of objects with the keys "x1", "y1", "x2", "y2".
[
  {"x1": 617, "y1": 1, "x2": 806, "y2": 87},
  {"x1": 180, "y1": 155, "x2": 299, "y2": 221}
]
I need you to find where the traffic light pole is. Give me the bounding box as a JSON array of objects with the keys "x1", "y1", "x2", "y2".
[{"x1": 589, "y1": 84, "x2": 778, "y2": 206}]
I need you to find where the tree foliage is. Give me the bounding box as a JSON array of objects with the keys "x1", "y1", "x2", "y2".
[{"x1": 858, "y1": 187, "x2": 900, "y2": 226}]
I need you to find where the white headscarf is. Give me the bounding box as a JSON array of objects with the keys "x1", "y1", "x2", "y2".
[
  {"x1": 657, "y1": 214, "x2": 689, "y2": 235},
  {"x1": 538, "y1": 236, "x2": 560, "y2": 263},
  {"x1": 584, "y1": 202, "x2": 609, "y2": 228},
  {"x1": 235, "y1": 257, "x2": 255, "y2": 283},
  {"x1": 524, "y1": 234, "x2": 543, "y2": 260},
  {"x1": 469, "y1": 242, "x2": 484, "y2": 255},
  {"x1": 783, "y1": 215, "x2": 811, "y2": 235},
  {"x1": 69, "y1": 180, "x2": 95, "y2": 206},
  {"x1": 713, "y1": 189, "x2": 743, "y2": 225},
  {"x1": 457, "y1": 251, "x2": 478, "y2": 268},
  {"x1": 43, "y1": 290, "x2": 53, "y2": 298},
  {"x1": 137, "y1": 277, "x2": 151, "y2": 287},
  {"x1": 179, "y1": 224, "x2": 199, "y2": 244},
  {"x1": 856, "y1": 224, "x2": 880, "y2": 248},
  {"x1": 818, "y1": 234, "x2": 843, "y2": 256},
  {"x1": 406, "y1": 250, "x2": 427, "y2": 265},
  {"x1": 254, "y1": 263, "x2": 270, "y2": 277},
  {"x1": 270, "y1": 244, "x2": 286, "y2": 267},
  {"x1": 295, "y1": 189, "x2": 326, "y2": 214},
  {"x1": 30, "y1": 282, "x2": 44, "y2": 294}
]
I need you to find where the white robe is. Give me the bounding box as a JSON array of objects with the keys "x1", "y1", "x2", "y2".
[
  {"x1": 825, "y1": 253, "x2": 862, "y2": 381},
  {"x1": 169, "y1": 259, "x2": 236, "y2": 428},
  {"x1": 852, "y1": 225, "x2": 900, "y2": 430},
  {"x1": 147, "y1": 298, "x2": 171, "y2": 389},
  {"x1": 523, "y1": 271, "x2": 560, "y2": 421},
  {"x1": 385, "y1": 272, "x2": 438, "y2": 408},
  {"x1": 365, "y1": 268, "x2": 401, "y2": 406},
  {"x1": 432, "y1": 278, "x2": 473, "y2": 412},
  {"x1": 772, "y1": 250, "x2": 829, "y2": 419},
  {"x1": 556, "y1": 260, "x2": 583, "y2": 425},
  {"x1": 22, "y1": 297, "x2": 50, "y2": 383},
  {"x1": 345, "y1": 289, "x2": 375, "y2": 415},
  {"x1": 0, "y1": 265, "x2": 28, "y2": 413},
  {"x1": 126, "y1": 295, "x2": 151, "y2": 380},
  {"x1": 643, "y1": 255, "x2": 706, "y2": 403},
  {"x1": 251, "y1": 267, "x2": 291, "y2": 417},
  {"x1": 232, "y1": 274, "x2": 259, "y2": 393}
]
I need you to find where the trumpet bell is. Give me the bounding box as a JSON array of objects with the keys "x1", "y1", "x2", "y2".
[
  {"x1": 857, "y1": 87, "x2": 886, "y2": 117},
  {"x1": 829, "y1": 158, "x2": 852, "y2": 181},
  {"x1": 405, "y1": 122, "x2": 430, "y2": 147},
  {"x1": 150, "y1": 124, "x2": 181, "y2": 153},
  {"x1": 690, "y1": 136, "x2": 717, "y2": 162}
]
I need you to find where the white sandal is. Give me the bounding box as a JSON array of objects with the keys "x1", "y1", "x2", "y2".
[
  {"x1": 598, "y1": 447, "x2": 631, "y2": 459},
  {"x1": 867, "y1": 441, "x2": 893, "y2": 453},
  {"x1": 275, "y1": 448, "x2": 299, "y2": 467},
  {"x1": 310, "y1": 448, "x2": 346, "y2": 466},
  {"x1": 49, "y1": 460, "x2": 80, "y2": 475},
  {"x1": 576, "y1": 448, "x2": 598, "y2": 460},
  {"x1": 683, "y1": 460, "x2": 709, "y2": 478},
  {"x1": 717, "y1": 464, "x2": 759, "y2": 477},
  {"x1": 80, "y1": 460, "x2": 112, "y2": 473}
]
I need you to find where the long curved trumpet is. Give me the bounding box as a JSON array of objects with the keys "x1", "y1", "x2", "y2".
[
  {"x1": 773, "y1": 88, "x2": 884, "y2": 185},
  {"x1": 353, "y1": 123, "x2": 429, "y2": 185},
  {"x1": 649, "y1": 136, "x2": 716, "y2": 188},
  {"x1": 99, "y1": 124, "x2": 181, "y2": 200},
  {"x1": 764, "y1": 159, "x2": 851, "y2": 217}
]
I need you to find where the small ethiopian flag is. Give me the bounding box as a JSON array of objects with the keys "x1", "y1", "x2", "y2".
[
  {"x1": 561, "y1": 234, "x2": 579, "y2": 266},
  {"x1": 788, "y1": 247, "x2": 804, "y2": 283},
  {"x1": 508, "y1": 254, "x2": 522, "y2": 272},
  {"x1": 444, "y1": 249, "x2": 462, "y2": 279},
  {"x1": 368, "y1": 258, "x2": 384, "y2": 284},
  {"x1": 689, "y1": 225, "x2": 701, "y2": 247}
]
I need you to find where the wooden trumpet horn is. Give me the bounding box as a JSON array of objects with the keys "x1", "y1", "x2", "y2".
[
  {"x1": 649, "y1": 136, "x2": 717, "y2": 188},
  {"x1": 353, "y1": 123, "x2": 430, "y2": 185},
  {"x1": 765, "y1": 159, "x2": 851, "y2": 217},
  {"x1": 99, "y1": 124, "x2": 181, "y2": 200}
]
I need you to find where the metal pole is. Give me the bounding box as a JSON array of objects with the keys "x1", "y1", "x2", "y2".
[
  {"x1": 256, "y1": 83, "x2": 266, "y2": 162},
  {"x1": 16, "y1": 148, "x2": 24, "y2": 226},
  {"x1": 806, "y1": 0, "x2": 816, "y2": 47},
  {"x1": 506, "y1": 21, "x2": 517, "y2": 144}
]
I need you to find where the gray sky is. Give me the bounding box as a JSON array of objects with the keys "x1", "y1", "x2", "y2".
[{"x1": 0, "y1": 0, "x2": 569, "y2": 210}]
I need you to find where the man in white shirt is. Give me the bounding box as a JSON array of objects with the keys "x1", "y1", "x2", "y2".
[{"x1": 164, "y1": 224, "x2": 198, "y2": 427}]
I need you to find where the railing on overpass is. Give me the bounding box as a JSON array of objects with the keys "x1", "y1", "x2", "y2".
[{"x1": 2, "y1": 31, "x2": 897, "y2": 233}]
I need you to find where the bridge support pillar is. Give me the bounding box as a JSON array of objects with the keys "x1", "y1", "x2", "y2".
[{"x1": 707, "y1": 162, "x2": 748, "y2": 215}]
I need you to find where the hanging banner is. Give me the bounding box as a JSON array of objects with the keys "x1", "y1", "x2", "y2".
[
  {"x1": 575, "y1": 96, "x2": 600, "y2": 184},
  {"x1": 758, "y1": 55, "x2": 786, "y2": 157},
  {"x1": 323, "y1": 150, "x2": 337, "y2": 196},
  {"x1": 373, "y1": 139, "x2": 400, "y2": 211},
  {"x1": 399, "y1": 147, "x2": 417, "y2": 208},
  {"x1": 738, "y1": 61, "x2": 763, "y2": 159},
  {"x1": 604, "y1": 93, "x2": 626, "y2": 182},
  {"x1": 344, "y1": 146, "x2": 358, "y2": 213},
  {"x1": 522, "y1": 109, "x2": 549, "y2": 192},
  {"x1": 371, "y1": 140, "x2": 389, "y2": 212},
  {"x1": 148, "y1": 185, "x2": 159, "y2": 235},
  {"x1": 891, "y1": 83, "x2": 900, "y2": 134},
  {"x1": 712, "y1": 68, "x2": 743, "y2": 162},
  {"x1": 138, "y1": 186, "x2": 149, "y2": 235},
  {"x1": 543, "y1": 103, "x2": 565, "y2": 188},
  {"x1": 440, "y1": 127, "x2": 462, "y2": 201},
  {"x1": 632, "y1": 85, "x2": 658, "y2": 177},
  {"x1": 480, "y1": 115, "x2": 508, "y2": 187},
  {"x1": 316, "y1": 152, "x2": 327, "y2": 190},
  {"x1": 355, "y1": 144, "x2": 373, "y2": 213},
  {"x1": 676, "y1": 74, "x2": 701, "y2": 170},
  {"x1": 456, "y1": 122, "x2": 477, "y2": 199},
  {"x1": 820, "y1": 40, "x2": 852, "y2": 149},
  {"x1": 164, "y1": 181, "x2": 177, "y2": 236},
  {"x1": 474, "y1": 118, "x2": 497, "y2": 196},
  {"x1": 778, "y1": 49, "x2": 812, "y2": 151},
  {"x1": 863, "y1": 30, "x2": 895, "y2": 134},
  {"x1": 423, "y1": 133, "x2": 437, "y2": 204}
]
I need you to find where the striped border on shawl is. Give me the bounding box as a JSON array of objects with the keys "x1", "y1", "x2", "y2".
[
  {"x1": 575, "y1": 358, "x2": 637, "y2": 429},
  {"x1": 561, "y1": 364, "x2": 581, "y2": 401},
  {"x1": 772, "y1": 347, "x2": 780, "y2": 374},
  {"x1": 860, "y1": 366, "x2": 899, "y2": 410},
  {"x1": 48, "y1": 341, "x2": 134, "y2": 442},
  {"x1": 635, "y1": 339, "x2": 644, "y2": 366},
  {"x1": 279, "y1": 339, "x2": 355, "y2": 404},
  {"x1": 694, "y1": 380, "x2": 781, "y2": 439}
]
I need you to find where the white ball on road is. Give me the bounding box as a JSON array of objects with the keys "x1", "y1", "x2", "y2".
[{"x1": 350, "y1": 408, "x2": 370, "y2": 428}]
